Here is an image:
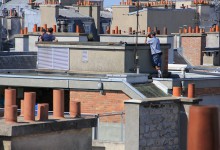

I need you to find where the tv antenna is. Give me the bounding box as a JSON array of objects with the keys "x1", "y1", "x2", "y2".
[{"x1": 134, "y1": 0, "x2": 140, "y2": 74}]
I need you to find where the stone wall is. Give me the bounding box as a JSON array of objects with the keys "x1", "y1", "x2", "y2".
[
  {"x1": 139, "y1": 102, "x2": 179, "y2": 150},
  {"x1": 125, "y1": 98, "x2": 180, "y2": 150}
]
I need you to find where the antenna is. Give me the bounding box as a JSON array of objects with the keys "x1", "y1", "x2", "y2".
[{"x1": 134, "y1": 0, "x2": 140, "y2": 74}]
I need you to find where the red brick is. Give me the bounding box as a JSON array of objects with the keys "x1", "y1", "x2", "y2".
[
  {"x1": 70, "y1": 90, "x2": 130, "y2": 122},
  {"x1": 181, "y1": 35, "x2": 206, "y2": 66}
]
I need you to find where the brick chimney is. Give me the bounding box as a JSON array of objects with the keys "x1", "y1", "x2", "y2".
[{"x1": 181, "y1": 33, "x2": 206, "y2": 66}]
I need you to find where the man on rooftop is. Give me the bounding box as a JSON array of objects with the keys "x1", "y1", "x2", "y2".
[
  {"x1": 42, "y1": 27, "x2": 58, "y2": 42},
  {"x1": 145, "y1": 31, "x2": 163, "y2": 78}
]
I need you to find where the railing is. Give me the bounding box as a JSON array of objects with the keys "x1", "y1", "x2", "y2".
[{"x1": 82, "y1": 112, "x2": 125, "y2": 142}]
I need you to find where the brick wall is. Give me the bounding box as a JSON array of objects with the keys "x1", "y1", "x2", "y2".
[
  {"x1": 195, "y1": 87, "x2": 220, "y2": 97},
  {"x1": 181, "y1": 34, "x2": 206, "y2": 66},
  {"x1": 70, "y1": 90, "x2": 130, "y2": 122}
]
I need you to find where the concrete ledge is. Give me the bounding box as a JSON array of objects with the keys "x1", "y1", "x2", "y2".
[
  {"x1": 107, "y1": 73, "x2": 149, "y2": 83},
  {"x1": 36, "y1": 42, "x2": 126, "y2": 50},
  {"x1": 0, "y1": 116, "x2": 97, "y2": 137},
  {"x1": 180, "y1": 33, "x2": 207, "y2": 37},
  {"x1": 0, "y1": 52, "x2": 37, "y2": 56},
  {"x1": 28, "y1": 32, "x2": 88, "y2": 37},
  {"x1": 100, "y1": 34, "x2": 174, "y2": 37},
  {"x1": 206, "y1": 32, "x2": 220, "y2": 35},
  {"x1": 14, "y1": 34, "x2": 29, "y2": 38},
  {"x1": 92, "y1": 140, "x2": 124, "y2": 150},
  {"x1": 112, "y1": 5, "x2": 136, "y2": 8},
  {"x1": 125, "y1": 97, "x2": 180, "y2": 104},
  {"x1": 36, "y1": 42, "x2": 171, "y2": 51},
  {"x1": 180, "y1": 97, "x2": 202, "y2": 104}
]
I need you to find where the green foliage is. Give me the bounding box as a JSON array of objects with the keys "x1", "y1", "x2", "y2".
[{"x1": 87, "y1": 33, "x2": 94, "y2": 41}]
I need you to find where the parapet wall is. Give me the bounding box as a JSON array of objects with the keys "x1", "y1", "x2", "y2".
[
  {"x1": 0, "y1": 117, "x2": 96, "y2": 150},
  {"x1": 0, "y1": 52, "x2": 37, "y2": 69},
  {"x1": 125, "y1": 97, "x2": 201, "y2": 150}
]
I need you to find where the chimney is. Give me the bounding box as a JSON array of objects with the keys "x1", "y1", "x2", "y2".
[
  {"x1": 129, "y1": 27, "x2": 132, "y2": 35},
  {"x1": 53, "y1": 89, "x2": 64, "y2": 119},
  {"x1": 5, "y1": 105, "x2": 17, "y2": 123},
  {"x1": 4, "y1": 89, "x2": 16, "y2": 119},
  {"x1": 181, "y1": 32, "x2": 206, "y2": 65},
  {"x1": 33, "y1": 24, "x2": 37, "y2": 32},
  {"x1": 172, "y1": 87, "x2": 181, "y2": 97},
  {"x1": 69, "y1": 101, "x2": 81, "y2": 118},
  {"x1": 40, "y1": 3, "x2": 59, "y2": 28},
  {"x1": 187, "y1": 106, "x2": 219, "y2": 150},
  {"x1": 24, "y1": 92, "x2": 36, "y2": 122},
  {"x1": 78, "y1": 4, "x2": 100, "y2": 36},
  {"x1": 188, "y1": 83, "x2": 195, "y2": 98}
]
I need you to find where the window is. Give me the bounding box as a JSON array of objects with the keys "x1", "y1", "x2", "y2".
[
  {"x1": 84, "y1": 24, "x2": 91, "y2": 34},
  {"x1": 68, "y1": 24, "x2": 74, "y2": 32}
]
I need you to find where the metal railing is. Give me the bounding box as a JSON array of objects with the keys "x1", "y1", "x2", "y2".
[{"x1": 82, "y1": 111, "x2": 125, "y2": 142}]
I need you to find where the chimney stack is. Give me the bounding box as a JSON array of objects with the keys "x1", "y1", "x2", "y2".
[
  {"x1": 53, "y1": 89, "x2": 64, "y2": 119},
  {"x1": 24, "y1": 92, "x2": 36, "y2": 122},
  {"x1": 187, "y1": 106, "x2": 219, "y2": 150},
  {"x1": 173, "y1": 87, "x2": 181, "y2": 97}
]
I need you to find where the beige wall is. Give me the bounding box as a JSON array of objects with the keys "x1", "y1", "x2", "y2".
[
  {"x1": 29, "y1": 35, "x2": 39, "y2": 52},
  {"x1": 15, "y1": 35, "x2": 29, "y2": 52},
  {"x1": 69, "y1": 49, "x2": 126, "y2": 73},
  {"x1": 36, "y1": 42, "x2": 170, "y2": 74},
  {"x1": 111, "y1": 6, "x2": 196, "y2": 34},
  {"x1": 175, "y1": 1, "x2": 193, "y2": 9},
  {"x1": 67, "y1": 44, "x2": 169, "y2": 74},
  {"x1": 100, "y1": 35, "x2": 174, "y2": 63},
  {"x1": 92, "y1": 6, "x2": 101, "y2": 34},
  {"x1": 78, "y1": 5, "x2": 101, "y2": 34},
  {"x1": 2, "y1": 128, "x2": 92, "y2": 150},
  {"x1": 40, "y1": 5, "x2": 59, "y2": 27},
  {"x1": 15, "y1": 33, "x2": 88, "y2": 52},
  {"x1": 111, "y1": 6, "x2": 139, "y2": 34},
  {"x1": 206, "y1": 32, "x2": 219, "y2": 48},
  {"x1": 79, "y1": 6, "x2": 92, "y2": 17},
  {"x1": 92, "y1": 140, "x2": 124, "y2": 150}
]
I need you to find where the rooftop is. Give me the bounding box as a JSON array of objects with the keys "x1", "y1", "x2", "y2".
[
  {"x1": 0, "y1": 115, "x2": 96, "y2": 137},
  {"x1": 59, "y1": 7, "x2": 91, "y2": 18}
]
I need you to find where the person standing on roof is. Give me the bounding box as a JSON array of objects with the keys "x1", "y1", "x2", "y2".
[
  {"x1": 41, "y1": 27, "x2": 58, "y2": 42},
  {"x1": 38, "y1": 28, "x2": 47, "y2": 42},
  {"x1": 145, "y1": 31, "x2": 163, "y2": 78}
]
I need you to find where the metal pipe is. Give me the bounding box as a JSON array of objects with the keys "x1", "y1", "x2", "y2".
[
  {"x1": 94, "y1": 114, "x2": 99, "y2": 140},
  {"x1": 121, "y1": 113, "x2": 124, "y2": 141}
]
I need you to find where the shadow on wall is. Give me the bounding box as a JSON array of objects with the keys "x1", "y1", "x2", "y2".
[{"x1": 179, "y1": 104, "x2": 188, "y2": 150}]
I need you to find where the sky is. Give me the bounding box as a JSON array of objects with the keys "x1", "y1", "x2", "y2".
[{"x1": 104, "y1": 0, "x2": 120, "y2": 8}]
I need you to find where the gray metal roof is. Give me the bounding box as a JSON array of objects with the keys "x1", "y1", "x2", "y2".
[
  {"x1": 59, "y1": 8, "x2": 91, "y2": 18},
  {"x1": 133, "y1": 83, "x2": 169, "y2": 98},
  {"x1": 1, "y1": 0, "x2": 43, "y2": 10},
  {"x1": 0, "y1": 0, "x2": 92, "y2": 18},
  {"x1": 100, "y1": 10, "x2": 112, "y2": 18}
]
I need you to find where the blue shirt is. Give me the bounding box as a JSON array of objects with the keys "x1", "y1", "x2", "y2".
[
  {"x1": 147, "y1": 37, "x2": 161, "y2": 55},
  {"x1": 42, "y1": 33, "x2": 55, "y2": 42}
]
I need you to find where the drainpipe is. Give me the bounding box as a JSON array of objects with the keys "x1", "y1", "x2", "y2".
[{"x1": 181, "y1": 67, "x2": 186, "y2": 96}]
